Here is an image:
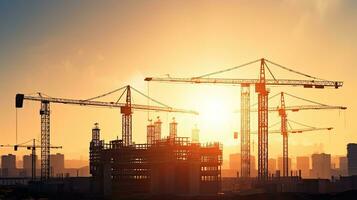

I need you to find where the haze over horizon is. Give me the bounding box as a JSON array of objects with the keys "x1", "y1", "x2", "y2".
[{"x1": 0, "y1": 0, "x2": 356, "y2": 160}]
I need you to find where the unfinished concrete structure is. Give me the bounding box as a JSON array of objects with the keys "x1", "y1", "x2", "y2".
[{"x1": 89, "y1": 121, "x2": 222, "y2": 197}]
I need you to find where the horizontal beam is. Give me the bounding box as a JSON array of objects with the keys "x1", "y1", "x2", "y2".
[
  {"x1": 145, "y1": 77, "x2": 343, "y2": 88},
  {"x1": 251, "y1": 127, "x2": 333, "y2": 134},
  {"x1": 236, "y1": 105, "x2": 347, "y2": 113},
  {"x1": 16, "y1": 94, "x2": 198, "y2": 115},
  {"x1": 0, "y1": 145, "x2": 62, "y2": 149}
]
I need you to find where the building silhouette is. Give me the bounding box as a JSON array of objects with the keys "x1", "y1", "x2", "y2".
[
  {"x1": 268, "y1": 158, "x2": 276, "y2": 175},
  {"x1": 23, "y1": 154, "x2": 38, "y2": 177},
  {"x1": 50, "y1": 153, "x2": 65, "y2": 177},
  {"x1": 277, "y1": 157, "x2": 291, "y2": 174},
  {"x1": 339, "y1": 156, "x2": 348, "y2": 176},
  {"x1": 311, "y1": 153, "x2": 331, "y2": 179},
  {"x1": 229, "y1": 153, "x2": 256, "y2": 177},
  {"x1": 347, "y1": 143, "x2": 357, "y2": 176},
  {"x1": 296, "y1": 156, "x2": 310, "y2": 178},
  {"x1": 1, "y1": 154, "x2": 17, "y2": 177}
]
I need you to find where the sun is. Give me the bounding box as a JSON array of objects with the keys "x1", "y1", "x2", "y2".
[
  {"x1": 194, "y1": 96, "x2": 237, "y2": 144},
  {"x1": 199, "y1": 99, "x2": 230, "y2": 125}
]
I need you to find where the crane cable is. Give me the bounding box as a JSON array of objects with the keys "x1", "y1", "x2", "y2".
[
  {"x1": 251, "y1": 92, "x2": 281, "y2": 107},
  {"x1": 85, "y1": 85, "x2": 127, "y2": 101},
  {"x1": 147, "y1": 82, "x2": 150, "y2": 121},
  {"x1": 15, "y1": 108, "x2": 18, "y2": 145},
  {"x1": 287, "y1": 119, "x2": 316, "y2": 129},
  {"x1": 283, "y1": 92, "x2": 328, "y2": 106},
  {"x1": 265, "y1": 59, "x2": 327, "y2": 81},
  {"x1": 84, "y1": 85, "x2": 172, "y2": 109},
  {"x1": 197, "y1": 59, "x2": 261, "y2": 78},
  {"x1": 268, "y1": 121, "x2": 281, "y2": 129},
  {"x1": 131, "y1": 86, "x2": 171, "y2": 108},
  {"x1": 196, "y1": 58, "x2": 326, "y2": 82},
  {"x1": 264, "y1": 62, "x2": 277, "y2": 82}
]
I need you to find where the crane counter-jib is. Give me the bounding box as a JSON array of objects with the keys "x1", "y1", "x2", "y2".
[
  {"x1": 15, "y1": 94, "x2": 198, "y2": 115},
  {"x1": 144, "y1": 77, "x2": 343, "y2": 88}
]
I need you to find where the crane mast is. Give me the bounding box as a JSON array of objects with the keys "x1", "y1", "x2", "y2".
[
  {"x1": 40, "y1": 100, "x2": 50, "y2": 180},
  {"x1": 241, "y1": 83, "x2": 250, "y2": 178},
  {"x1": 256, "y1": 59, "x2": 269, "y2": 180},
  {"x1": 279, "y1": 92, "x2": 288, "y2": 177},
  {"x1": 121, "y1": 86, "x2": 132, "y2": 146}
]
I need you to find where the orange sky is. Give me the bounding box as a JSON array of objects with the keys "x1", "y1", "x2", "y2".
[{"x1": 0, "y1": 0, "x2": 356, "y2": 161}]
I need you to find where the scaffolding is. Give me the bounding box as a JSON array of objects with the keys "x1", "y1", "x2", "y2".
[{"x1": 90, "y1": 136, "x2": 222, "y2": 196}]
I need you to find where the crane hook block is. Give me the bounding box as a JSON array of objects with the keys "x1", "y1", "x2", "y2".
[{"x1": 15, "y1": 94, "x2": 24, "y2": 108}]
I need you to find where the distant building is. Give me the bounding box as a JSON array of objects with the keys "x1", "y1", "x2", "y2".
[
  {"x1": 50, "y1": 153, "x2": 65, "y2": 177},
  {"x1": 340, "y1": 156, "x2": 348, "y2": 176},
  {"x1": 347, "y1": 143, "x2": 357, "y2": 176},
  {"x1": 311, "y1": 153, "x2": 331, "y2": 179},
  {"x1": 229, "y1": 153, "x2": 240, "y2": 172},
  {"x1": 229, "y1": 153, "x2": 256, "y2": 177},
  {"x1": 296, "y1": 156, "x2": 310, "y2": 178},
  {"x1": 23, "y1": 154, "x2": 38, "y2": 177},
  {"x1": 268, "y1": 158, "x2": 276, "y2": 175},
  {"x1": 277, "y1": 157, "x2": 291, "y2": 174},
  {"x1": 1, "y1": 154, "x2": 17, "y2": 177}
]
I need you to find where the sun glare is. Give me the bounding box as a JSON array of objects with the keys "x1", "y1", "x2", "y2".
[{"x1": 195, "y1": 96, "x2": 237, "y2": 145}]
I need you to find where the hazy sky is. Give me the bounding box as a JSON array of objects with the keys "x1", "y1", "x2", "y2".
[{"x1": 0, "y1": 0, "x2": 356, "y2": 161}]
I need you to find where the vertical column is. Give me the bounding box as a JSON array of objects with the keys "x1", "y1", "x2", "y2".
[
  {"x1": 32, "y1": 139, "x2": 36, "y2": 180},
  {"x1": 121, "y1": 86, "x2": 132, "y2": 146},
  {"x1": 40, "y1": 101, "x2": 50, "y2": 180},
  {"x1": 169, "y1": 117, "x2": 177, "y2": 140},
  {"x1": 154, "y1": 117, "x2": 162, "y2": 142},
  {"x1": 241, "y1": 84, "x2": 250, "y2": 178},
  {"x1": 256, "y1": 58, "x2": 269, "y2": 180},
  {"x1": 280, "y1": 92, "x2": 288, "y2": 176},
  {"x1": 90, "y1": 123, "x2": 101, "y2": 177},
  {"x1": 147, "y1": 120, "x2": 155, "y2": 144}
]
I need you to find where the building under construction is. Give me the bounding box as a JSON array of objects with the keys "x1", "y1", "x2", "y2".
[{"x1": 90, "y1": 119, "x2": 222, "y2": 197}]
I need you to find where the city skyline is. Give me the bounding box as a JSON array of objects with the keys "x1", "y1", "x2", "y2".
[
  {"x1": 0, "y1": 1, "x2": 355, "y2": 160},
  {"x1": 1, "y1": 1, "x2": 357, "y2": 198}
]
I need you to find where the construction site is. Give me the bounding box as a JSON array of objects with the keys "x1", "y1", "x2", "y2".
[
  {"x1": 90, "y1": 121, "x2": 222, "y2": 196},
  {"x1": 1, "y1": 58, "x2": 354, "y2": 199}
]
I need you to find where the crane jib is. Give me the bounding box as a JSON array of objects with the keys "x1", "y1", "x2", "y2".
[
  {"x1": 15, "y1": 93, "x2": 198, "y2": 115},
  {"x1": 144, "y1": 77, "x2": 343, "y2": 88}
]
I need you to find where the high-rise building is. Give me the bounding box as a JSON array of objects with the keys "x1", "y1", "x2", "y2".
[
  {"x1": 268, "y1": 158, "x2": 276, "y2": 174},
  {"x1": 277, "y1": 157, "x2": 292, "y2": 174},
  {"x1": 23, "y1": 154, "x2": 37, "y2": 177},
  {"x1": 1, "y1": 154, "x2": 17, "y2": 177},
  {"x1": 311, "y1": 153, "x2": 331, "y2": 179},
  {"x1": 50, "y1": 153, "x2": 65, "y2": 177},
  {"x1": 339, "y1": 156, "x2": 348, "y2": 176},
  {"x1": 347, "y1": 143, "x2": 357, "y2": 176},
  {"x1": 296, "y1": 156, "x2": 310, "y2": 178}
]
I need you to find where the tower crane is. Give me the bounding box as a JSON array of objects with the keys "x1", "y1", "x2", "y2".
[
  {"x1": 145, "y1": 58, "x2": 343, "y2": 180},
  {"x1": 0, "y1": 139, "x2": 62, "y2": 180},
  {"x1": 251, "y1": 120, "x2": 334, "y2": 175},
  {"x1": 15, "y1": 85, "x2": 197, "y2": 181},
  {"x1": 239, "y1": 92, "x2": 346, "y2": 177},
  {"x1": 277, "y1": 92, "x2": 345, "y2": 177}
]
